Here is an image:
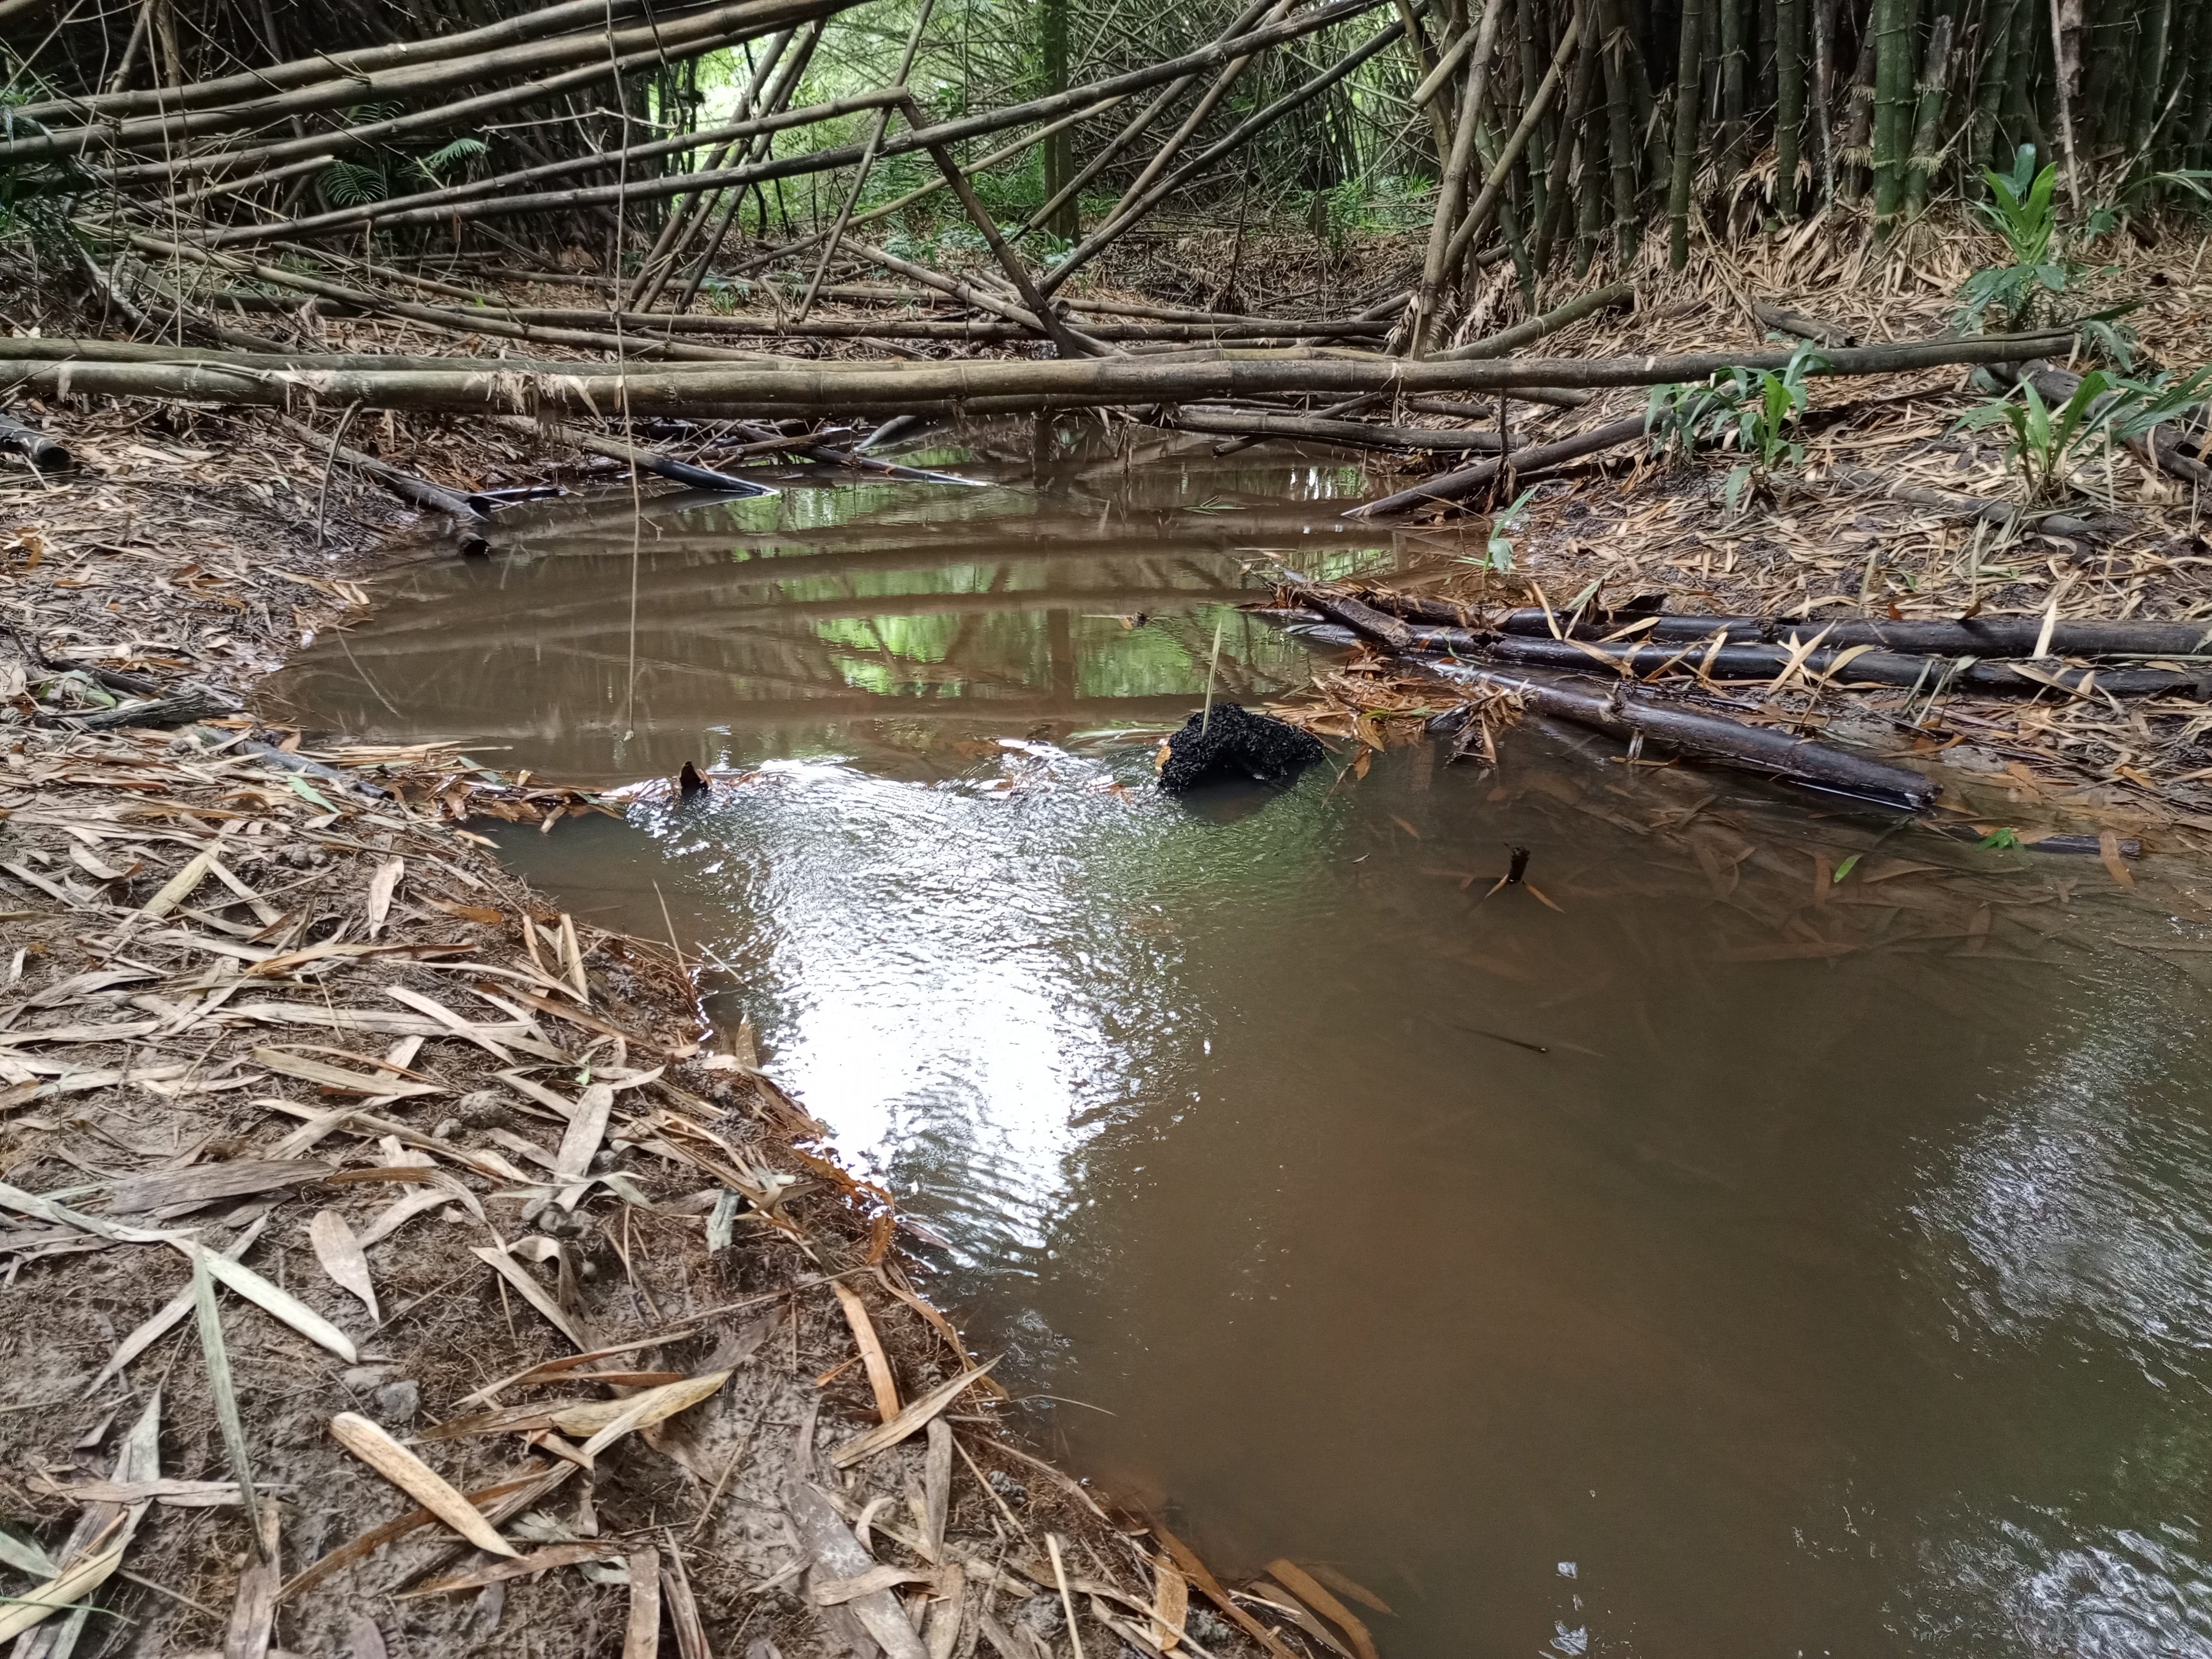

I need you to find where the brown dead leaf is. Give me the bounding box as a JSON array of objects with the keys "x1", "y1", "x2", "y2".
[
  {"x1": 308, "y1": 1209, "x2": 377, "y2": 1322},
  {"x1": 328, "y1": 1413, "x2": 519, "y2": 1559}
]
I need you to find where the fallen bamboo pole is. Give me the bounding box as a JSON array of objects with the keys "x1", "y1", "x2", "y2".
[
  {"x1": 1427, "y1": 280, "x2": 1635, "y2": 361},
  {"x1": 6, "y1": 0, "x2": 844, "y2": 164},
  {"x1": 1309, "y1": 614, "x2": 2212, "y2": 698},
  {"x1": 1166, "y1": 407, "x2": 1514, "y2": 451},
  {"x1": 0, "y1": 329, "x2": 2075, "y2": 419},
  {"x1": 1353, "y1": 592, "x2": 2212, "y2": 657},
  {"x1": 1283, "y1": 581, "x2": 1942, "y2": 809},
  {"x1": 1346, "y1": 413, "x2": 1651, "y2": 515}
]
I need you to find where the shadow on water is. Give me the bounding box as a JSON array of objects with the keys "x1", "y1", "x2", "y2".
[{"x1": 269, "y1": 424, "x2": 2212, "y2": 1657}]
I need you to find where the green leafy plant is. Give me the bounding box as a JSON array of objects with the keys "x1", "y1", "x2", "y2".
[
  {"x1": 1644, "y1": 375, "x2": 1747, "y2": 462},
  {"x1": 1645, "y1": 345, "x2": 1824, "y2": 511},
  {"x1": 414, "y1": 135, "x2": 486, "y2": 184},
  {"x1": 2083, "y1": 167, "x2": 2212, "y2": 243},
  {"x1": 1954, "y1": 365, "x2": 2212, "y2": 502},
  {"x1": 1956, "y1": 145, "x2": 2063, "y2": 334},
  {"x1": 1457, "y1": 485, "x2": 1539, "y2": 571},
  {"x1": 321, "y1": 160, "x2": 391, "y2": 206}
]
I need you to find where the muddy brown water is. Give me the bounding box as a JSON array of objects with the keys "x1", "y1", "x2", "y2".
[{"x1": 270, "y1": 431, "x2": 2212, "y2": 1657}]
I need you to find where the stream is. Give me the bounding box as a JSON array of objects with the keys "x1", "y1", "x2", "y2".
[{"x1": 267, "y1": 427, "x2": 2212, "y2": 1657}]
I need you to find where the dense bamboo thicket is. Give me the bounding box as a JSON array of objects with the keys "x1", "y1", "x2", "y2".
[{"x1": 0, "y1": 0, "x2": 2201, "y2": 346}]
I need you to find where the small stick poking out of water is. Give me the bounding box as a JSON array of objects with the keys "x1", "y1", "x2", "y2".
[
  {"x1": 1200, "y1": 613, "x2": 1226, "y2": 736},
  {"x1": 1484, "y1": 844, "x2": 1563, "y2": 910}
]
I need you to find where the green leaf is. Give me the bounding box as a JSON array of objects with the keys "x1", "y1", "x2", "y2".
[
  {"x1": 284, "y1": 772, "x2": 337, "y2": 813},
  {"x1": 1832, "y1": 854, "x2": 1860, "y2": 882},
  {"x1": 1976, "y1": 827, "x2": 2022, "y2": 850}
]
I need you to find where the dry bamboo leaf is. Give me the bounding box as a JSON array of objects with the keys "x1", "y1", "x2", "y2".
[
  {"x1": 1154, "y1": 1523, "x2": 1299, "y2": 1659},
  {"x1": 1151, "y1": 1558, "x2": 1189, "y2": 1653},
  {"x1": 384, "y1": 983, "x2": 513, "y2": 1062},
  {"x1": 0, "y1": 1539, "x2": 127, "y2": 1643},
  {"x1": 277, "y1": 1469, "x2": 558, "y2": 1603},
  {"x1": 1249, "y1": 1582, "x2": 1353, "y2": 1659},
  {"x1": 226, "y1": 1499, "x2": 283, "y2": 1659},
  {"x1": 814, "y1": 1564, "x2": 939, "y2": 1605},
  {"x1": 831, "y1": 1279, "x2": 902, "y2": 1425},
  {"x1": 1264, "y1": 1561, "x2": 1378, "y2": 1659},
  {"x1": 559, "y1": 913, "x2": 589, "y2": 1003},
  {"x1": 27, "y1": 1477, "x2": 247, "y2": 1507},
  {"x1": 365, "y1": 856, "x2": 404, "y2": 940},
  {"x1": 353, "y1": 1185, "x2": 454, "y2": 1249},
  {"x1": 82, "y1": 1214, "x2": 269, "y2": 1395},
  {"x1": 140, "y1": 847, "x2": 217, "y2": 920},
  {"x1": 623, "y1": 1545, "x2": 660, "y2": 1659},
  {"x1": 1293, "y1": 1563, "x2": 1392, "y2": 1616},
  {"x1": 661, "y1": 1547, "x2": 711, "y2": 1659},
  {"x1": 553, "y1": 1082, "x2": 614, "y2": 1185},
  {"x1": 470, "y1": 1244, "x2": 590, "y2": 1351},
  {"x1": 328, "y1": 1413, "x2": 520, "y2": 1559},
  {"x1": 308, "y1": 1209, "x2": 378, "y2": 1322},
  {"x1": 2099, "y1": 829, "x2": 2136, "y2": 888},
  {"x1": 829, "y1": 1359, "x2": 1000, "y2": 1469},
  {"x1": 451, "y1": 1331, "x2": 701, "y2": 1410},
  {"x1": 573, "y1": 1369, "x2": 734, "y2": 1457},
  {"x1": 192, "y1": 1243, "x2": 264, "y2": 1555},
  {"x1": 251, "y1": 1046, "x2": 444, "y2": 1098},
  {"x1": 108, "y1": 1158, "x2": 325, "y2": 1215},
  {"x1": 398, "y1": 1541, "x2": 625, "y2": 1598},
  {"x1": 246, "y1": 940, "x2": 473, "y2": 979}
]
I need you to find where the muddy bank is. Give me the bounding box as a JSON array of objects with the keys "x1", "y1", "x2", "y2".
[{"x1": 0, "y1": 416, "x2": 1328, "y2": 1659}]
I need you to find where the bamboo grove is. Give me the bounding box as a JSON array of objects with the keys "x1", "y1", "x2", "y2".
[{"x1": 0, "y1": 0, "x2": 2202, "y2": 346}]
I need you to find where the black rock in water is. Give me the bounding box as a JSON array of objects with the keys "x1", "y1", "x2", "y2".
[{"x1": 1158, "y1": 703, "x2": 1325, "y2": 793}]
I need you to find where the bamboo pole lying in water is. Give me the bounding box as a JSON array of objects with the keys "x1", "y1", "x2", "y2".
[{"x1": 1284, "y1": 579, "x2": 1943, "y2": 810}]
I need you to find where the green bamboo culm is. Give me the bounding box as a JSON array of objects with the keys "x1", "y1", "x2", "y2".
[
  {"x1": 1774, "y1": 0, "x2": 1805, "y2": 216},
  {"x1": 1535, "y1": 0, "x2": 1599, "y2": 267},
  {"x1": 1969, "y1": 0, "x2": 2019, "y2": 186},
  {"x1": 1669, "y1": 0, "x2": 1707, "y2": 268},
  {"x1": 1870, "y1": 0, "x2": 1919, "y2": 234},
  {"x1": 1719, "y1": 0, "x2": 1747, "y2": 188},
  {"x1": 2128, "y1": 0, "x2": 2173, "y2": 157},
  {"x1": 1902, "y1": 2, "x2": 1954, "y2": 217},
  {"x1": 1598, "y1": 0, "x2": 1642, "y2": 258}
]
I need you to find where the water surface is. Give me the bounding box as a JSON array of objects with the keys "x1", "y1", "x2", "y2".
[{"x1": 271, "y1": 429, "x2": 2212, "y2": 1657}]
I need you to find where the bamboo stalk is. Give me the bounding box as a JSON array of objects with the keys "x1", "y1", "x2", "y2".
[
  {"x1": 1446, "y1": 15, "x2": 1580, "y2": 272},
  {"x1": 1775, "y1": 0, "x2": 1806, "y2": 216},
  {"x1": 172, "y1": 0, "x2": 1384, "y2": 250},
  {"x1": 1407, "y1": 0, "x2": 1507, "y2": 355},
  {"x1": 1718, "y1": 0, "x2": 1747, "y2": 188},
  {"x1": 0, "y1": 330, "x2": 2072, "y2": 418},
  {"x1": 1902, "y1": 5, "x2": 1954, "y2": 217},
  {"x1": 1870, "y1": 0, "x2": 1919, "y2": 232},
  {"x1": 1670, "y1": 0, "x2": 1707, "y2": 269}
]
